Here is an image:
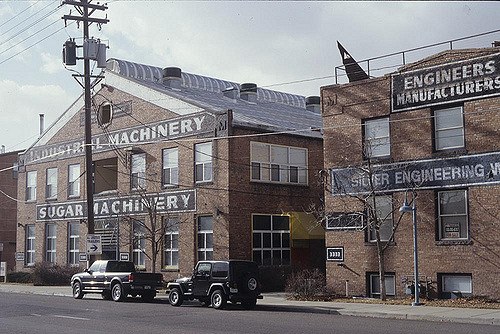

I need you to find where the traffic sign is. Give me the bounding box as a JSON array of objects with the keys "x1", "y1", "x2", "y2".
[{"x1": 86, "y1": 234, "x2": 102, "y2": 255}]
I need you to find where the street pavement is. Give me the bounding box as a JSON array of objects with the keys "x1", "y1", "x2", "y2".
[{"x1": 1, "y1": 283, "x2": 499, "y2": 326}]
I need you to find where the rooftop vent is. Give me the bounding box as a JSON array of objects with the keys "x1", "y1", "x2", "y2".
[
  {"x1": 240, "y1": 83, "x2": 258, "y2": 103},
  {"x1": 305, "y1": 96, "x2": 321, "y2": 114},
  {"x1": 162, "y1": 67, "x2": 182, "y2": 89},
  {"x1": 492, "y1": 41, "x2": 500, "y2": 48},
  {"x1": 223, "y1": 86, "x2": 238, "y2": 99}
]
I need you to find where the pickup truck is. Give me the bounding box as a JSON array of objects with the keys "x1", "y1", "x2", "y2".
[
  {"x1": 71, "y1": 260, "x2": 164, "y2": 302},
  {"x1": 167, "y1": 260, "x2": 262, "y2": 310}
]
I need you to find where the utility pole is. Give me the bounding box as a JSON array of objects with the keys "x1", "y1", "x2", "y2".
[{"x1": 62, "y1": 1, "x2": 108, "y2": 259}]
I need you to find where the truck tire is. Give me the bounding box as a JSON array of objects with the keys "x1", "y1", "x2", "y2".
[
  {"x1": 211, "y1": 289, "x2": 226, "y2": 310},
  {"x1": 169, "y1": 288, "x2": 183, "y2": 306},
  {"x1": 72, "y1": 281, "x2": 84, "y2": 299},
  {"x1": 111, "y1": 283, "x2": 125, "y2": 302}
]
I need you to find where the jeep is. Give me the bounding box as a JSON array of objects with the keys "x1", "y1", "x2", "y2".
[{"x1": 166, "y1": 260, "x2": 262, "y2": 310}]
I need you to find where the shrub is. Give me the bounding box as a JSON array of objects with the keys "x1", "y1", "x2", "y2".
[
  {"x1": 32, "y1": 262, "x2": 80, "y2": 286},
  {"x1": 259, "y1": 265, "x2": 292, "y2": 292},
  {"x1": 285, "y1": 268, "x2": 334, "y2": 300},
  {"x1": 7, "y1": 271, "x2": 33, "y2": 283}
]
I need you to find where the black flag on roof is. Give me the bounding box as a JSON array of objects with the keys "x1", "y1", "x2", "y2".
[{"x1": 337, "y1": 41, "x2": 369, "y2": 82}]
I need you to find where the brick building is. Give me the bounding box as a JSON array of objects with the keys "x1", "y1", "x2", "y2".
[
  {"x1": 15, "y1": 59, "x2": 325, "y2": 287},
  {"x1": 0, "y1": 149, "x2": 21, "y2": 272},
  {"x1": 322, "y1": 46, "x2": 500, "y2": 299}
]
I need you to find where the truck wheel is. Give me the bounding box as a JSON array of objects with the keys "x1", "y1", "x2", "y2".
[
  {"x1": 72, "y1": 281, "x2": 84, "y2": 299},
  {"x1": 111, "y1": 283, "x2": 125, "y2": 302},
  {"x1": 242, "y1": 298, "x2": 257, "y2": 310},
  {"x1": 211, "y1": 290, "x2": 226, "y2": 310},
  {"x1": 169, "y1": 288, "x2": 183, "y2": 306}
]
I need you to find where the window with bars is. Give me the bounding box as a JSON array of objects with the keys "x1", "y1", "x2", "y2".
[
  {"x1": 162, "y1": 148, "x2": 179, "y2": 187},
  {"x1": 163, "y1": 218, "x2": 179, "y2": 269},
  {"x1": 195, "y1": 142, "x2": 212, "y2": 183},
  {"x1": 45, "y1": 224, "x2": 57, "y2": 263},
  {"x1": 25, "y1": 225, "x2": 35, "y2": 266},
  {"x1": 68, "y1": 164, "x2": 80, "y2": 197},
  {"x1": 68, "y1": 223, "x2": 80, "y2": 266},
  {"x1": 250, "y1": 142, "x2": 307, "y2": 185},
  {"x1": 197, "y1": 216, "x2": 213, "y2": 261},
  {"x1": 252, "y1": 215, "x2": 290, "y2": 266}
]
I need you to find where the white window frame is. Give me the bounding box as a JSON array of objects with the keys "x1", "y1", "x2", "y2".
[
  {"x1": 367, "y1": 195, "x2": 393, "y2": 242},
  {"x1": 434, "y1": 106, "x2": 465, "y2": 151},
  {"x1": 197, "y1": 216, "x2": 213, "y2": 261},
  {"x1": 162, "y1": 147, "x2": 179, "y2": 187},
  {"x1": 68, "y1": 222, "x2": 80, "y2": 266},
  {"x1": 132, "y1": 221, "x2": 146, "y2": 268},
  {"x1": 369, "y1": 273, "x2": 396, "y2": 297},
  {"x1": 437, "y1": 189, "x2": 469, "y2": 240},
  {"x1": 131, "y1": 153, "x2": 146, "y2": 190},
  {"x1": 26, "y1": 224, "x2": 35, "y2": 266},
  {"x1": 26, "y1": 171, "x2": 37, "y2": 201},
  {"x1": 195, "y1": 142, "x2": 213, "y2": 183},
  {"x1": 68, "y1": 164, "x2": 80, "y2": 197},
  {"x1": 163, "y1": 218, "x2": 179, "y2": 269},
  {"x1": 250, "y1": 142, "x2": 308, "y2": 185},
  {"x1": 46, "y1": 167, "x2": 58, "y2": 199},
  {"x1": 364, "y1": 117, "x2": 390, "y2": 158},
  {"x1": 252, "y1": 214, "x2": 291, "y2": 266},
  {"x1": 45, "y1": 223, "x2": 57, "y2": 263}
]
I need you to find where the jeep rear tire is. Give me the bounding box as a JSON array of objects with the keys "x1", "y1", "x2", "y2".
[
  {"x1": 211, "y1": 289, "x2": 226, "y2": 310},
  {"x1": 169, "y1": 288, "x2": 183, "y2": 306}
]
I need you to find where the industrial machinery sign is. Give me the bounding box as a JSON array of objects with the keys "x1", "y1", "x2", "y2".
[
  {"x1": 36, "y1": 189, "x2": 196, "y2": 221},
  {"x1": 392, "y1": 52, "x2": 500, "y2": 112},
  {"x1": 331, "y1": 151, "x2": 500, "y2": 195}
]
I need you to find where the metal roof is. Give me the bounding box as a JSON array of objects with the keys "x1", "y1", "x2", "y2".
[{"x1": 106, "y1": 59, "x2": 322, "y2": 138}]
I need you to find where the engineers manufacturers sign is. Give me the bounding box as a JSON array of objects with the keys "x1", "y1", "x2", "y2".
[
  {"x1": 36, "y1": 189, "x2": 196, "y2": 222},
  {"x1": 392, "y1": 53, "x2": 500, "y2": 112},
  {"x1": 331, "y1": 151, "x2": 500, "y2": 195}
]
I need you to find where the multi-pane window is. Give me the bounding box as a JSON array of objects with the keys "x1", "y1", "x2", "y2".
[
  {"x1": 367, "y1": 195, "x2": 393, "y2": 242},
  {"x1": 251, "y1": 142, "x2": 308, "y2": 185},
  {"x1": 132, "y1": 221, "x2": 146, "y2": 268},
  {"x1": 364, "y1": 117, "x2": 390, "y2": 158},
  {"x1": 46, "y1": 167, "x2": 58, "y2": 199},
  {"x1": 131, "y1": 153, "x2": 146, "y2": 190},
  {"x1": 195, "y1": 142, "x2": 212, "y2": 183},
  {"x1": 434, "y1": 106, "x2": 464, "y2": 151},
  {"x1": 163, "y1": 218, "x2": 179, "y2": 269},
  {"x1": 438, "y1": 189, "x2": 468, "y2": 240},
  {"x1": 26, "y1": 171, "x2": 37, "y2": 201},
  {"x1": 68, "y1": 223, "x2": 80, "y2": 266},
  {"x1": 252, "y1": 215, "x2": 290, "y2": 266},
  {"x1": 162, "y1": 148, "x2": 179, "y2": 187},
  {"x1": 45, "y1": 224, "x2": 57, "y2": 263},
  {"x1": 369, "y1": 273, "x2": 396, "y2": 297},
  {"x1": 68, "y1": 164, "x2": 80, "y2": 197},
  {"x1": 197, "y1": 216, "x2": 213, "y2": 261},
  {"x1": 25, "y1": 224, "x2": 35, "y2": 266}
]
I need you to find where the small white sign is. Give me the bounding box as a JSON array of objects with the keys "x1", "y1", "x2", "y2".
[
  {"x1": 0, "y1": 262, "x2": 6, "y2": 277},
  {"x1": 86, "y1": 234, "x2": 102, "y2": 255}
]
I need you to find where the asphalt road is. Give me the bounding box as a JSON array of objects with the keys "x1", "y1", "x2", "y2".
[{"x1": 1, "y1": 292, "x2": 498, "y2": 334}]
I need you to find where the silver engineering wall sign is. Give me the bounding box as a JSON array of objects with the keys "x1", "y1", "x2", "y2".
[
  {"x1": 36, "y1": 189, "x2": 196, "y2": 222},
  {"x1": 331, "y1": 151, "x2": 500, "y2": 195},
  {"x1": 392, "y1": 52, "x2": 500, "y2": 112}
]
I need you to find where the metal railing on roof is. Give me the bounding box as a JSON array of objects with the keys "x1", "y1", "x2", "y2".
[{"x1": 334, "y1": 29, "x2": 500, "y2": 84}]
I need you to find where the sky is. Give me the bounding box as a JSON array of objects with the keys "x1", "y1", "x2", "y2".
[{"x1": 0, "y1": 0, "x2": 499, "y2": 153}]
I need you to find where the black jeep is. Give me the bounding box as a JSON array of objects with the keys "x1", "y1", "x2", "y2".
[{"x1": 166, "y1": 260, "x2": 262, "y2": 310}]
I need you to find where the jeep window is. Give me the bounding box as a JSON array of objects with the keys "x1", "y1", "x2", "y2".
[
  {"x1": 212, "y1": 262, "x2": 229, "y2": 278},
  {"x1": 197, "y1": 263, "x2": 212, "y2": 275},
  {"x1": 88, "y1": 261, "x2": 101, "y2": 272}
]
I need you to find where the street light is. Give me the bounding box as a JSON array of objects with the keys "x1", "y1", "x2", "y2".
[{"x1": 399, "y1": 191, "x2": 421, "y2": 306}]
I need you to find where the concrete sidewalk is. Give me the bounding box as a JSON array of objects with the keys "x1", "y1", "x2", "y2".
[{"x1": 1, "y1": 283, "x2": 499, "y2": 326}]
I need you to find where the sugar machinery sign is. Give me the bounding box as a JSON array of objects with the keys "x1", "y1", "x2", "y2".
[
  {"x1": 331, "y1": 151, "x2": 500, "y2": 195},
  {"x1": 392, "y1": 53, "x2": 500, "y2": 112},
  {"x1": 36, "y1": 189, "x2": 196, "y2": 221}
]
